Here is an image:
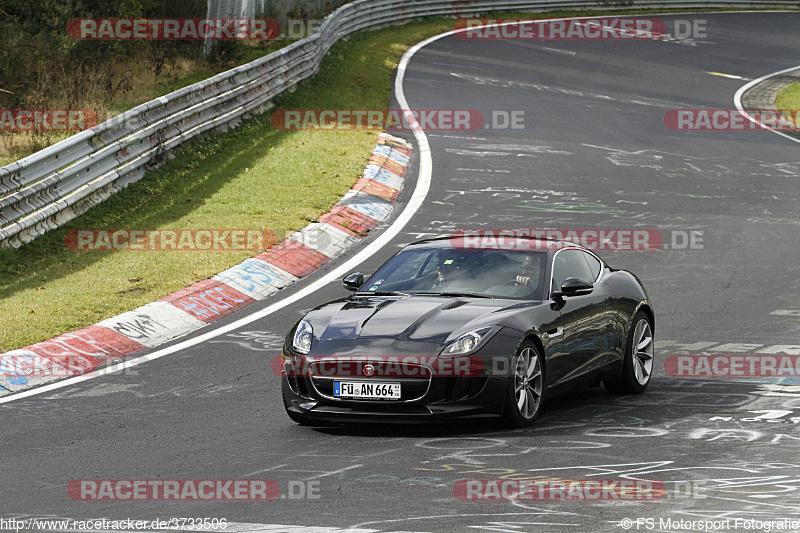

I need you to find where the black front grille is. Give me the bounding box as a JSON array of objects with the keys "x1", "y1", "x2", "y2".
[{"x1": 310, "y1": 362, "x2": 432, "y2": 402}]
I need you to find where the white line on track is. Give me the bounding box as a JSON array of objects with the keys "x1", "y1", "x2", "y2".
[
  {"x1": 4, "y1": 13, "x2": 796, "y2": 404},
  {"x1": 0, "y1": 31, "x2": 453, "y2": 404}
]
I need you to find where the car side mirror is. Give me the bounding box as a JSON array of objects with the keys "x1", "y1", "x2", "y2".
[
  {"x1": 552, "y1": 277, "x2": 593, "y2": 298},
  {"x1": 342, "y1": 272, "x2": 365, "y2": 291}
]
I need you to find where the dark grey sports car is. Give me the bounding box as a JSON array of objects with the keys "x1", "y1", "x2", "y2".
[{"x1": 281, "y1": 236, "x2": 654, "y2": 427}]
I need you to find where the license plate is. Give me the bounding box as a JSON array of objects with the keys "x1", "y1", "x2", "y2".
[{"x1": 334, "y1": 381, "x2": 401, "y2": 400}]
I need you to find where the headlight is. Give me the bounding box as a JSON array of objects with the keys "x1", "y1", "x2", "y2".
[
  {"x1": 441, "y1": 327, "x2": 494, "y2": 356},
  {"x1": 292, "y1": 320, "x2": 313, "y2": 354}
]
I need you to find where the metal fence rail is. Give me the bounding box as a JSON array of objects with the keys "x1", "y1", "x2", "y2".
[{"x1": 1, "y1": 0, "x2": 796, "y2": 247}]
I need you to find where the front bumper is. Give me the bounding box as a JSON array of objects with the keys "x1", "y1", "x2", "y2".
[
  {"x1": 279, "y1": 328, "x2": 524, "y2": 424},
  {"x1": 282, "y1": 377, "x2": 506, "y2": 424}
]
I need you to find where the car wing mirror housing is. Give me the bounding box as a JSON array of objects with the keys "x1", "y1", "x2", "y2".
[
  {"x1": 554, "y1": 277, "x2": 594, "y2": 297},
  {"x1": 343, "y1": 272, "x2": 365, "y2": 291}
]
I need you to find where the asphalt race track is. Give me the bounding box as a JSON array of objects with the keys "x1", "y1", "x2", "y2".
[{"x1": 3, "y1": 12, "x2": 800, "y2": 533}]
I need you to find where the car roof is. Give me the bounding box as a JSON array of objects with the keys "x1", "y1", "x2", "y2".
[{"x1": 405, "y1": 234, "x2": 586, "y2": 252}]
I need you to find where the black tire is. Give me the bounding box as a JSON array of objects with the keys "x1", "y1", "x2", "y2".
[
  {"x1": 604, "y1": 311, "x2": 654, "y2": 395},
  {"x1": 502, "y1": 340, "x2": 545, "y2": 428}
]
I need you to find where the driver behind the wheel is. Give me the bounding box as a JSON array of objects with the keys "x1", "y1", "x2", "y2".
[
  {"x1": 431, "y1": 251, "x2": 471, "y2": 289},
  {"x1": 513, "y1": 254, "x2": 540, "y2": 288}
]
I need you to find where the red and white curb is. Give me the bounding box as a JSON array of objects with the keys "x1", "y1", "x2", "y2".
[{"x1": 0, "y1": 133, "x2": 412, "y2": 395}]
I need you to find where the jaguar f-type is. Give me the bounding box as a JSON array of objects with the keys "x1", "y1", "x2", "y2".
[{"x1": 281, "y1": 236, "x2": 654, "y2": 427}]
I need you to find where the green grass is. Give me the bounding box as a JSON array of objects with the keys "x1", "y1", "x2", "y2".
[
  {"x1": 0, "y1": 7, "x2": 767, "y2": 351},
  {"x1": 0, "y1": 125, "x2": 379, "y2": 350},
  {"x1": 0, "y1": 131, "x2": 76, "y2": 167},
  {"x1": 775, "y1": 82, "x2": 800, "y2": 125},
  {"x1": 0, "y1": 15, "x2": 454, "y2": 351}
]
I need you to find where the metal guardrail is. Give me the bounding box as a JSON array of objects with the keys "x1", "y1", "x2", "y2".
[{"x1": 1, "y1": 0, "x2": 797, "y2": 247}]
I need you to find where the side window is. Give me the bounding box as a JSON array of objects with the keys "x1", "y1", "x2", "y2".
[
  {"x1": 582, "y1": 251, "x2": 602, "y2": 280},
  {"x1": 552, "y1": 249, "x2": 595, "y2": 288}
]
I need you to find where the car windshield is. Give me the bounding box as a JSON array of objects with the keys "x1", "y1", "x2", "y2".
[{"x1": 361, "y1": 248, "x2": 546, "y2": 300}]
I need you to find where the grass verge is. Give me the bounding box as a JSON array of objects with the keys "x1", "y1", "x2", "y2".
[
  {"x1": 775, "y1": 81, "x2": 800, "y2": 125},
  {"x1": 0, "y1": 8, "x2": 761, "y2": 351}
]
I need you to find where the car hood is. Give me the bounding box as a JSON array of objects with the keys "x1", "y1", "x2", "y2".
[{"x1": 304, "y1": 295, "x2": 540, "y2": 348}]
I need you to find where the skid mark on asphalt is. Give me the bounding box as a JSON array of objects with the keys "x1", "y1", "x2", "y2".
[
  {"x1": 450, "y1": 72, "x2": 693, "y2": 109},
  {"x1": 207, "y1": 331, "x2": 285, "y2": 352}
]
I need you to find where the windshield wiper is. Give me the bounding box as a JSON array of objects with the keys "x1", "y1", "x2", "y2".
[
  {"x1": 412, "y1": 291, "x2": 494, "y2": 299},
  {"x1": 354, "y1": 290, "x2": 409, "y2": 296}
]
